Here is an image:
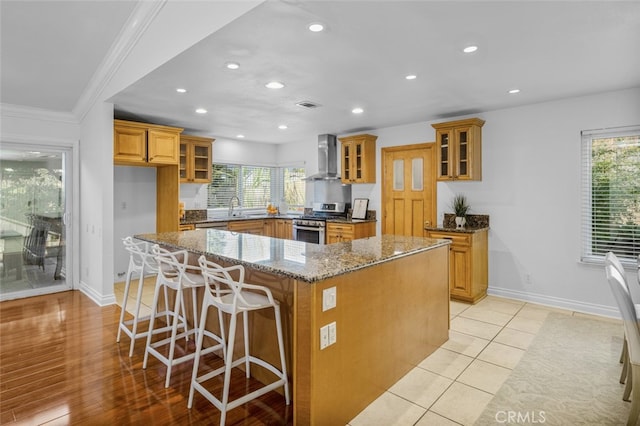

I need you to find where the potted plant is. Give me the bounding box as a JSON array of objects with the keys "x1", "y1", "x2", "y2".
[{"x1": 451, "y1": 194, "x2": 470, "y2": 229}]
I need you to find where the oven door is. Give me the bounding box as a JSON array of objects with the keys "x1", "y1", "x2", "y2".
[{"x1": 292, "y1": 224, "x2": 325, "y2": 245}]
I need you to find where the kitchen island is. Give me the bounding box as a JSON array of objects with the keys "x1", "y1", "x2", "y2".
[{"x1": 135, "y1": 229, "x2": 450, "y2": 425}]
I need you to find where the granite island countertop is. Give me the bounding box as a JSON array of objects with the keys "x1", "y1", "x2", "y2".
[{"x1": 135, "y1": 230, "x2": 448, "y2": 283}]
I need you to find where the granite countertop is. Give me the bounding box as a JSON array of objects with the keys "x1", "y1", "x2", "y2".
[
  {"x1": 181, "y1": 214, "x2": 300, "y2": 225},
  {"x1": 135, "y1": 230, "x2": 449, "y2": 283},
  {"x1": 424, "y1": 225, "x2": 489, "y2": 234},
  {"x1": 425, "y1": 213, "x2": 490, "y2": 234}
]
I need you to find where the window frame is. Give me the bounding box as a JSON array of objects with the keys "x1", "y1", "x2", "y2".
[
  {"x1": 207, "y1": 162, "x2": 305, "y2": 215},
  {"x1": 581, "y1": 125, "x2": 640, "y2": 266}
]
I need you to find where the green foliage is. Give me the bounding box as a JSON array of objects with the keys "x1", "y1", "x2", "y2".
[
  {"x1": 591, "y1": 135, "x2": 640, "y2": 257},
  {"x1": 451, "y1": 194, "x2": 471, "y2": 217}
]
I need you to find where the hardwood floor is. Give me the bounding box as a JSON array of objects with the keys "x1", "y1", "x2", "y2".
[{"x1": 0, "y1": 290, "x2": 292, "y2": 425}]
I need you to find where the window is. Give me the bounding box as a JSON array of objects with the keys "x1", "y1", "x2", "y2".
[
  {"x1": 207, "y1": 163, "x2": 305, "y2": 213},
  {"x1": 581, "y1": 126, "x2": 640, "y2": 264}
]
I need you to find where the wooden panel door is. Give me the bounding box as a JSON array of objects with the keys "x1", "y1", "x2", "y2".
[
  {"x1": 114, "y1": 124, "x2": 147, "y2": 164},
  {"x1": 382, "y1": 143, "x2": 436, "y2": 237},
  {"x1": 148, "y1": 129, "x2": 179, "y2": 165}
]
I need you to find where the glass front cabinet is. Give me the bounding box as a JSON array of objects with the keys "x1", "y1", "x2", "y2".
[
  {"x1": 179, "y1": 135, "x2": 214, "y2": 183},
  {"x1": 432, "y1": 118, "x2": 485, "y2": 181},
  {"x1": 339, "y1": 133, "x2": 377, "y2": 184}
]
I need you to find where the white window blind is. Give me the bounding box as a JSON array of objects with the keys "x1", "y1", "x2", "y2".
[
  {"x1": 208, "y1": 163, "x2": 305, "y2": 213},
  {"x1": 581, "y1": 126, "x2": 640, "y2": 264}
]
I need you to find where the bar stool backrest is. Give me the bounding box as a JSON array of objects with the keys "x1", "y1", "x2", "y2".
[
  {"x1": 607, "y1": 264, "x2": 640, "y2": 365},
  {"x1": 122, "y1": 237, "x2": 157, "y2": 274},
  {"x1": 198, "y1": 255, "x2": 270, "y2": 312}
]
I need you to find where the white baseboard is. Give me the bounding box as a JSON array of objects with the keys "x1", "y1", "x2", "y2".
[
  {"x1": 487, "y1": 286, "x2": 620, "y2": 319},
  {"x1": 79, "y1": 280, "x2": 116, "y2": 306}
]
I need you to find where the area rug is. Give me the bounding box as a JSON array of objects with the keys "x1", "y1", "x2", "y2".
[{"x1": 475, "y1": 313, "x2": 631, "y2": 425}]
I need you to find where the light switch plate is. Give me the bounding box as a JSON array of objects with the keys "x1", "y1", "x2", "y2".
[
  {"x1": 328, "y1": 321, "x2": 336, "y2": 345},
  {"x1": 322, "y1": 286, "x2": 337, "y2": 311},
  {"x1": 320, "y1": 325, "x2": 329, "y2": 349}
]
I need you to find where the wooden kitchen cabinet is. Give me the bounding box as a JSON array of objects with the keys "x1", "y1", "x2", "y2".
[
  {"x1": 114, "y1": 120, "x2": 182, "y2": 233},
  {"x1": 339, "y1": 134, "x2": 377, "y2": 183},
  {"x1": 262, "y1": 219, "x2": 275, "y2": 237},
  {"x1": 425, "y1": 229, "x2": 488, "y2": 303},
  {"x1": 326, "y1": 221, "x2": 376, "y2": 244},
  {"x1": 431, "y1": 118, "x2": 484, "y2": 181},
  {"x1": 114, "y1": 119, "x2": 182, "y2": 166},
  {"x1": 275, "y1": 219, "x2": 293, "y2": 240},
  {"x1": 179, "y1": 223, "x2": 195, "y2": 231},
  {"x1": 228, "y1": 220, "x2": 265, "y2": 235},
  {"x1": 180, "y1": 135, "x2": 213, "y2": 183}
]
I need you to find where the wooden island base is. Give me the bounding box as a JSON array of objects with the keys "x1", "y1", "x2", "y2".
[
  {"x1": 138, "y1": 231, "x2": 450, "y2": 425},
  {"x1": 293, "y1": 245, "x2": 449, "y2": 424}
]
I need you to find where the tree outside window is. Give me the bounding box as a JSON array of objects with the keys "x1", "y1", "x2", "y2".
[{"x1": 582, "y1": 128, "x2": 640, "y2": 263}]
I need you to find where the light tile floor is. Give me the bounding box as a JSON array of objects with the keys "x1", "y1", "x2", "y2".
[
  {"x1": 113, "y1": 281, "x2": 619, "y2": 426},
  {"x1": 347, "y1": 295, "x2": 619, "y2": 426}
]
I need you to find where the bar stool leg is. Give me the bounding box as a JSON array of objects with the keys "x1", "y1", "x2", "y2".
[
  {"x1": 188, "y1": 302, "x2": 209, "y2": 409},
  {"x1": 243, "y1": 310, "x2": 251, "y2": 378},
  {"x1": 220, "y1": 311, "x2": 239, "y2": 426},
  {"x1": 143, "y1": 275, "x2": 163, "y2": 370},
  {"x1": 274, "y1": 303, "x2": 290, "y2": 404},
  {"x1": 128, "y1": 271, "x2": 147, "y2": 357},
  {"x1": 164, "y1": 287, "x2": 185, "y2": 388},
  {"x1": 116, "y1": 267, "x2": 134, "y2": 344}
]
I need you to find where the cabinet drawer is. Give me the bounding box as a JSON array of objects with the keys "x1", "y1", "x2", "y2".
[{"x1": 427, "y1": 231, "x2": 471, "y2": 246}]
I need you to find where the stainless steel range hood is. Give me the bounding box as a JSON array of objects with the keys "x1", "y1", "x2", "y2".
[{"x1": 305, "y1": 134, "x2": 340, "y2": 180}]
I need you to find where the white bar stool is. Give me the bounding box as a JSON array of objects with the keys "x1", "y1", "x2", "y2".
[
  {"x1": 117, "y1": 237, "x2": 161, "y2": 357},
  {"x1": 188, "y1": 255, "x2": 290, "y2": 426},
  {"x1": 143, "y1": 245, "x2": 220, "y2": 388}
]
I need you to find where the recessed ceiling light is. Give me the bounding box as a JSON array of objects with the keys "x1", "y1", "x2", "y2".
[
  {"x1": 225, "y1": 62, "x2": 240, "y2": 70},
  {"x1": 463, "y1": 45, "x2": 478, "y2": 53},
  {"x1": 509, "y1": 89, "x2": 521, "y2": 94},
  {"x1": 308, "y1": 23, "x2": 324, "y2": 32},
  {"x1": 176, "y1": 88, "x2": 187, "y2": 93},
  {"x1": 236, "y1": 134, "x2": 245, "y2": 139},
  {"x1": 405, "y1": 74, "x2": 417, "y2": 80},
  {"x1": 265, "y1": 81, "x2": 285, "y2": 89},
  {"x1": 352, "y1": 107, "x2": 364, "y2": 114},
  {"x1": 195, "y1": 108, "x2": 207, "y2": 114},
  {"x1": 278, "y1": 124, "x2": 288, "y2": 130}
]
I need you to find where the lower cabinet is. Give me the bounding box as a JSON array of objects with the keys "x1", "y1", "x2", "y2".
[
  {"x1": 227, "y1": 220, "x2": 265, "y2": 235},
  {"x1": 425, "y1": 229, "x2": 488, "y2": 303},
  {"x1": 326, "y1": 222, "x2": 376, "y2": 244},
  {"x1": 275, "y1": 219, "x2": 293, "y2": 240}
]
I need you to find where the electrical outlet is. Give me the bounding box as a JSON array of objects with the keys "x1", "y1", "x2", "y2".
[
  {"x1": 328, "y1": 322, "x2": 336, "y2": 345},
  {"x1": 322, "y1": 286, "x2": 337, "y2": 311},
  {"x1": 320, "y1": 325, "x2": 329, "y2": 349}
]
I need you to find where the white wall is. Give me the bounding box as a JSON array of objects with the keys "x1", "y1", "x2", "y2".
[
  {"x1": 177, "y1": 137, "x2": 279, "y2": 210},
  {"x1": 113, "y1": 166, "x2": 157, "y2": 279},
  {"x1": 79, "y1": 102, "x2": 115, "y2": 305},
  {"x1": 354, "y1": 88, "x2": 639, "y2": 317}
]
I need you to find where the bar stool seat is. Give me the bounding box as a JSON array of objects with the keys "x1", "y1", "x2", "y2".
[
  {"x1": 143, "y1": 245, "x2": 222, "y2": 388},
  {"x1": 188, "y1": 255, "x2": 289, "y2": 426},
  {"x1": 117, "y1": 237, "x2": 160, "y2": 357}
]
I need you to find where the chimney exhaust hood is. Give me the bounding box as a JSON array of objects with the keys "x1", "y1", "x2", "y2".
[{"x1": 305, "y1": 134, "x2": 341, "y2": 180}]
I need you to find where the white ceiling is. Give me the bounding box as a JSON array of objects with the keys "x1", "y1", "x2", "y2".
[
  {"x1": 3, "y1": 1, "x2": 640, "y2": 145},
  {"x1": 0, "y1": 0, "x2": 137, "y2": 112}
]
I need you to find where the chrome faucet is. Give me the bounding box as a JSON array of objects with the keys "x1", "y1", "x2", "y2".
[{"x1": 228, "y1": 195, "x2": 240, "y2": 216}]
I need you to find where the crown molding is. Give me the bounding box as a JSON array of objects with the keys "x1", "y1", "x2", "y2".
[
  {"x1": 72, "y1": 0, "x2": 167, "y2": 121},
  {"x1": 1, "y1": 103, "x2": 78, "y2": 124}
]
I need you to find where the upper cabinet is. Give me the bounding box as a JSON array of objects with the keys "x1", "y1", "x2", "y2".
[
  {"x1": 180, "y1": 135, "x2": 214, "y2": 183},
  {"x1": 114, "y1": 119, "x2": 183, "y2": 166},
  {"x1": 431, "y1": 118, "x2": 485, "y2": 181},
  {"x1": 339, "y1": 133, "x2": 377, "y2": 184}
]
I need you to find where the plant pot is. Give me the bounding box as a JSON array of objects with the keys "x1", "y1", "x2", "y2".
[{"x1": 455, "y1": 216, "x2": 466, "y2": 229}]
